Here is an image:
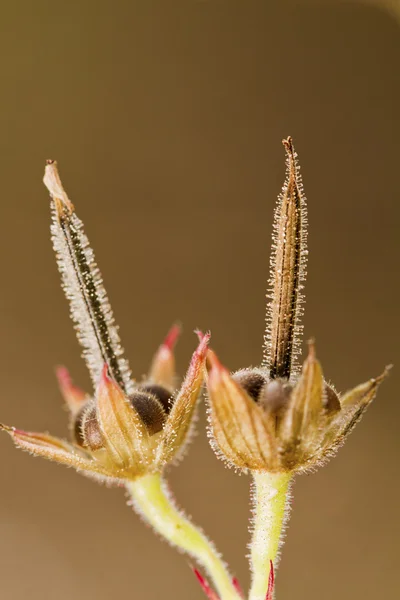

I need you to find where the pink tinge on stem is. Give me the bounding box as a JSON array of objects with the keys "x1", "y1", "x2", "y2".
[
  {"x1": 56, "y1": 366, "x2": 87, "y2": 412},
  {"x1": 265, "y1": 561, "x2": 275, "y2": 600},
  {"x1": 192, "y1": 568, "x2": 220, "y2": 600},
  {"x1": 232, "y1": 577, "x2": 244, "y2": 597}
]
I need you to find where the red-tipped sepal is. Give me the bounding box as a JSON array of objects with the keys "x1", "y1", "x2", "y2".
[
  {"x1": 96, "y1": 365, "x2": 150, "y2": 474},
  {"x1": 0, "y1": 423, "x2": 110, "y2": 478},
  {"x1": 205, "y1": 348, "x2": 277, "y2": 471},
  {"x1": 155, "y1": 333, "x2": 210, "y2": 466},
  {"x1": 56, "y1": 366, "x2": 88, "y2": 414},
  {"x1": 148, "y1": 323, "x2": 181, "y2": 389}
]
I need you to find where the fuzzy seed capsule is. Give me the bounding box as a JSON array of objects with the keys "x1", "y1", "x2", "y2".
[
  {"x1": 232, "y1": 370, "x2": 267, "y2": 402},
  {"x1": 233, "y1": 369, "x2": 292, "y2": 413},
  {"x1": 73, "y1": 390, "x2": 168, "y2": 450},
  {"x1": 322, "y1": 384, "x2": 341, "y2": 414},
  {"x1": 140, "y1": 384, "x2": 173, "y2": 414},
  {"x1": 129, "y1": 392, "x2": 167, "y2": 435},
  {"x1": 259, "y1": 380, "x2": 292, "y2": 413},
  {"x1": 73, "y1": 402, "x2": 104, "y2": 451}
]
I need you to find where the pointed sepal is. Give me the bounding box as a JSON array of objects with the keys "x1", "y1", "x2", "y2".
[
  {"x1": 206, "y1": 349, "x2": 277, "y2": 471},
  {"x1": 0, "y1": 423, "x2": 110, "y2": 478},
  {"x1": 279, "y1": 340, "x2": 324, "y2": 448},
  {"x1": 56, "y1": 366, "x2": 88, "y2": 414},
  {"x1": 321, "y1": 366, "x2": 391, "y2": 452},
  {"x1": 96, "y1": 365, "x2": 150, "y2": 475},
  {"x1": 155, "y1": 334, "x2": 210, "y2": 467},
  {"x1": 148, "y1": 323, "x2": 181, "y2": 389}
]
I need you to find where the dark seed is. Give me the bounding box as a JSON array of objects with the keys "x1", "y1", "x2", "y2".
[
  {"x1": 259, "y1": 380, "x2": 292, "y2": 413},
  {"x1": 232, "y1": 369, "x2": 268, "y2": 402},
  {"x1": 73, "y1": 402, "x2": 104, "y2": 451},
  {"x1": 323, "y1": 384, "x2": 341, "y2": 414},
  {"x1": 140, "y1": 384, "x2": 173, "y2": 414},
  {"x1": 72, "y1": 404, "x2": 87, "y2": 447},
  {"x1": 81, "y1": 403, "x2": 104, "y2": 450},
  {"x1": 130, "y1": 392, "x2": 167, "y2": 435}
]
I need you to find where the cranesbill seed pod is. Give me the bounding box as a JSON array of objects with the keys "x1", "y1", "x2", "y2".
[{"x1": 0, "y1": 161, "x2": 211, "y2": 487}]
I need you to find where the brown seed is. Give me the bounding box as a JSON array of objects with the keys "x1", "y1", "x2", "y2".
[
  {"x1": 130, "y1": 392, "x2": 167, "y2": 435},
  {"x1": 232, "y1": 369, "x2": 267, "y2": 402},
  {"x1": 322, "y1": 384, "x2": 341, "y2": 414},
  {"x1": 73, "y1": 402, "x2": 104, "y2": 451},
  {"x1": 82, "y1": 403, "x2": 104, "y2": 450},
  {"x1": 259, "y1": 380, "x2": 292, "y2": 413},
  {"x1": 72, "y1": 403, "x2": 88, "y2": 447},
  {"x1": 140, "y1": 384, "x2": 173, "y2": 414}
]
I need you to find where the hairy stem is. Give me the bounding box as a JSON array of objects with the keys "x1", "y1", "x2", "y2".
[
  {"x1": 127, "y1": 473, "x2": 241, "y2": 600},
  {"x1": 249, "y1": 471, "x2": 292, "y2": 600}
]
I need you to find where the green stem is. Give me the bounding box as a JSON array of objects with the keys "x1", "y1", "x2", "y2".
[
  {"x1": 249, "y1": 471, "x2": 292, "y2": 600},
  {"x1": 127, "y1": 473, "x2": 241, "y2": 600}
]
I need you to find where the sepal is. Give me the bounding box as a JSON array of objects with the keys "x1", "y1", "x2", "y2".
[
  {"x1": 155, "y1": 334, "x2": 210, "y2": 467},
  {"x1": 148, "y1": 323, "x2": 181, "y2": 389},
  {"x1": 206, "y1": 349, "x2": 276, "y2": 471},
  {"x1": 96, "y1": 365, "x2": 151, "y2": 475},
  {"x1": 0, "y1": 424, "x2": 111, "y2": 479},
  {"x1": 56, "y1": 366, "x2": 88, "y2": 414}
]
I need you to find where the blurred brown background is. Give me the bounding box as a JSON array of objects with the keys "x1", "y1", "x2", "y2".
[{"x1": 0, "y1": 1, "x2": 398, "y2": 599}]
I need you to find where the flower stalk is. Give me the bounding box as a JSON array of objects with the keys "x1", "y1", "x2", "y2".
[
  {"x1": 127, "y1": 473, "x2": 241, "y2": 600},
  {"x1": 249, "y1": 472, "x2": 292, "y2": 600}
]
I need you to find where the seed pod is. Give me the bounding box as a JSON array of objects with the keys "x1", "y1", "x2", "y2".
[
  {"x1": 140, "y1": 384, "x2": 173, "y2": 414},
  {"x1": 322, "y1": 383, "x2": 341, "y2": 414},
  {"x1": 73, "y1": 401, "x2": 104, "y2": 451},
  {"x1": 233, "y1": 369, "x2": 291, "y2": 414},
  {"x1": 130, "y1": 392, "x2": 167, "y2": 435},
  {"x1": 258, "y1": 380, "x2": 292, "y2": 413},
  {"x1": 232, "y1": 369, "x2": 267, "y2": 402},
  {"x1": 72, "y1": 403, "x2": 88, "y2": 447}
]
